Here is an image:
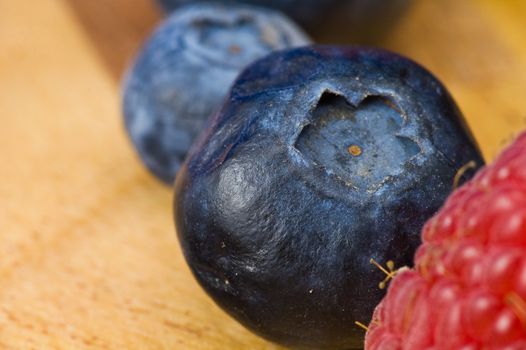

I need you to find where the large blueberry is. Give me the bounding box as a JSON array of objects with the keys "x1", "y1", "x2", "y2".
[
  {"x1": 123, "y1": 3, "x2": 310, "y2": 184},
  {"x1": 157, "y1": 0, "x2": 411, "y2": 42},
  {"x1": 174, "y1": 46, "x2": 484, "y2": 349}
]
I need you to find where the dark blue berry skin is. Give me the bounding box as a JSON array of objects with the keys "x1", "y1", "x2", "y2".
[
  {"x1": 174, "y1": 46, "x2": 484, "y2": 349},
  {"x1": 123, "y1": 3, "x2": 310, "y2": 184},
  {"x1": 157, "y1": 0, "x2": 411, "y2": 42}
]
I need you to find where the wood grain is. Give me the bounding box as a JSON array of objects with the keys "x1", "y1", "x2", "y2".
[
  {"x1": 66, "y1": 0, "x2": 160, "y2": 79},
  {"x1": 1, "y1": 0, "x2": 526, "y2": 349}
]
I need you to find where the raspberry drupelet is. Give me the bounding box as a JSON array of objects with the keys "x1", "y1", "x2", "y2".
[{"x1": 365, "y1": 132, "x2": 526, "y2": 350}]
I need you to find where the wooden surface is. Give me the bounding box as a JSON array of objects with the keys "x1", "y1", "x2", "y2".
[{"x1": 1, "y1": 0, "x2": 526, "y2": 349}]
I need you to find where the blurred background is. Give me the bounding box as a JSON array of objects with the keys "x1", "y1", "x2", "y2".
[{"x1": 1, "y1": 0, "x2": 526, "y2": 349}]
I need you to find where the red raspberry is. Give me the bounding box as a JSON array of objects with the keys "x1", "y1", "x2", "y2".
[{"x1": 365, "y1": 132, "x2": 526, "y2": 350}]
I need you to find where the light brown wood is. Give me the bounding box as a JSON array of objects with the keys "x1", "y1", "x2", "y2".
[{"x1": 1, "y1": 0, "x2": 526, "y2": 349}]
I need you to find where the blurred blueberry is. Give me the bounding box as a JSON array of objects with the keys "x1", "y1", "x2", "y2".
[
  {"x1": 156, "y1": 0, "x2": 412, "y2": 43},
  {"x1": 123, "y1": 3, "x2": 310, "y2": 183},
  {"x1": 174, "y1": 46, "x2": 484, "y2": 349}
]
